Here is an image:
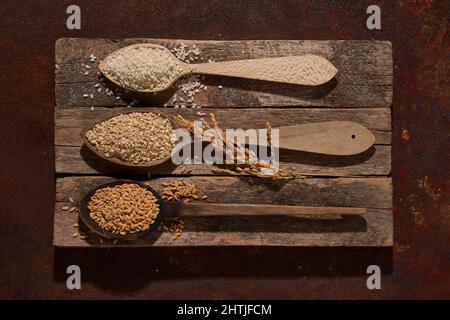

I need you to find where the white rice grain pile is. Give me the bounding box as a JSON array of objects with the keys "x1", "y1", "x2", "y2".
[{"x1": 102, "y1": 46, "x2": 183, "y2": 91}]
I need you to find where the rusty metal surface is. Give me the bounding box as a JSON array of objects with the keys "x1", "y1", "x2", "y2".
[{"x1": 0, "y1": 0, "x2": 448, "y2": 299}]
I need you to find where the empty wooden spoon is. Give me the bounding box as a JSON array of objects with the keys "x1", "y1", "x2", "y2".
[
  {"x1": 79, "y1": 180, "x2": 367, "y2": 240},
  {"x1": 98, "y1": 43, "x2": 338, "y2": 93}
]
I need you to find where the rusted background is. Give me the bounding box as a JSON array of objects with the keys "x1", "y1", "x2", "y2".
[{"x1": 0, "y1": 0, "x2": 448, "y2": 299}]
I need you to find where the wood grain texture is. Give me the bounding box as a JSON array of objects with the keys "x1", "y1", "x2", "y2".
[
  {"x1": 55, "y1": 38, "x2": 392, "y2": 108},
  {"x1": 54, "y1": 176, "x2": 393, "y2": 247},
  {"x1": 55, "y1": 106, "x2": 391, "y2": 176},
  {"x1": 189, "y1": 54, "x2": 338, "y2": 86},
  {"x1": 276, "y1": 121, "x2": 376, "y2": 155}
]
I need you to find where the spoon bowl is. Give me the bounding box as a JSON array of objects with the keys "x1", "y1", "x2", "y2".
[
  {"x1": 81, "y1": 111, "x2": 174, "y2": 168},
  {"x1": 99, "y1": 44, "x2": 187, "y2": 93},
  {"x1": 79, "y1": 180, "x2": 166, "y2": 241}
]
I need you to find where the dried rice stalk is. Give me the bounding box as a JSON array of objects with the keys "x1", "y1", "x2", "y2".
[{"x1": 174, "y1": 113, "x2": 305, "y2": 179}]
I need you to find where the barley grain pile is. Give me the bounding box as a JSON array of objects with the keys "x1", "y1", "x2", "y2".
[
  {"x1": 85, "y1": 112, "x2": 174, "y2": 164},
  {"x1": 88, "y1": 183, "x2": 160, "y2": 235},
  {"x1": 102, "y1": 46, "x2": 183, "y2": 91}
]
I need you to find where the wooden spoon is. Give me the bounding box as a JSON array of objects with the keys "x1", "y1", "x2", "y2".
[
  {"x1": 98, "y1": 43, "x2": 338, "y2": 93},
  {"x1": 79, "y1": 180, "x2": 367, "y2": 240},
  {"x1": 163, "y1": 202, "x2": 367, "y2": 217},
  {"x1": 82, "y1": 113, "x2": 375, "y2": 167}
]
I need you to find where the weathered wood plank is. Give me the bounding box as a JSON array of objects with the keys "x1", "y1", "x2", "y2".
[
  {"x1": 55, "y1": 107, "x2": 392, "y2": 144},
  {"x1": 55, "y1": 38, "x2": 392, "y2": 108},
  {"x1": 55, "y1": 144, "x2": 391, "y2": 176},
  {"x1": 55, "y1": 106, "x2": 391, "y2": 176},
  {"x1": 53, "y1": 176, "x2": 393, "y2": 247}
]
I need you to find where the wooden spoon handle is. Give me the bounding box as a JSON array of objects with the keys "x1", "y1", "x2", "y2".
[
  {"x1": 187, "y1": 55, "x2": 337, "y2": 86},
  {"x1": 271, "y1": 121, "x2": 376, "y2": 156},
  {"x1": 165, "y1": 203, "x2": 366, "y2": 217}
]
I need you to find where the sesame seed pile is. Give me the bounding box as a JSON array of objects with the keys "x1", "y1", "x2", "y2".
[{"x1": 85, "y1": 112, "x2": 174, "y2": 164}]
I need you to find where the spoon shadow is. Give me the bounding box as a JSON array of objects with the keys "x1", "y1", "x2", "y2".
[
  {"x1": 176, "y1": 214, "x2": 367, "y2": 234},
  {"x1": 278, "y1": 145, "x2": 376, "y2": 167},
  {"x1": 204, "y1": 76, "x2": 338, "y2": 106}
]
